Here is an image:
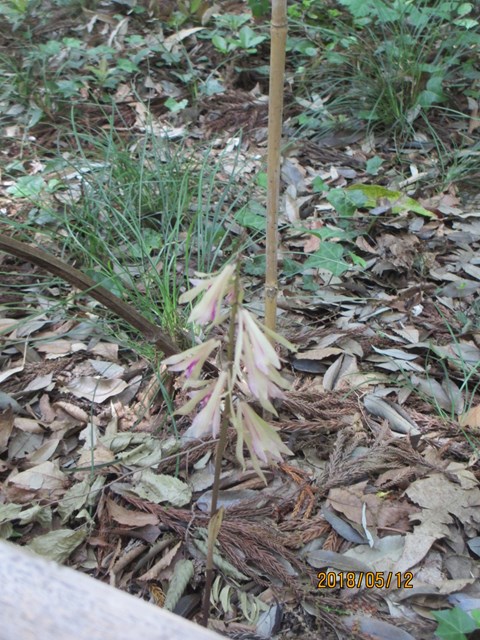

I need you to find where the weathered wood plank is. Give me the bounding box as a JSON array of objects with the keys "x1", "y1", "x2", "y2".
[{"x1": 0, "y1": 542, "x2": 222, "y2": 640}]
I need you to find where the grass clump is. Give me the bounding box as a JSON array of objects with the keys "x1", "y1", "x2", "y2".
[
  {"x1": 288, "y1": 0, "x2": 479, "y2": 141},
  {"x1": 2, "y1": 106, "x2": 254, "y2": 345}
]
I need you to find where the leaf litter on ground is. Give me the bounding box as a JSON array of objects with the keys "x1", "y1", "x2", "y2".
[{"x1": 0, "y1": 3, "x2": 479, "y2": 639}]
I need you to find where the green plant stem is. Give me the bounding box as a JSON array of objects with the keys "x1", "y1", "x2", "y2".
[{"x1": 201, "y1": 263, "x2": 240, "y2": 627}]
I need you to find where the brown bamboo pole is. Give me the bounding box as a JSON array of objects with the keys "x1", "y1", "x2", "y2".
[{"x1": 264, "y1": 0, "x2": 287, "y2": 333}]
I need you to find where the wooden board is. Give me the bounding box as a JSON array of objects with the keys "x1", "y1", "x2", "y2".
[{"x1": 0, "y1": 541, "x2": 222, "y2": 640}]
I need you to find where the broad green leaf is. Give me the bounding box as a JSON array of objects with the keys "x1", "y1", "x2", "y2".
[
  {"x1": 58, "y1": 476, "x2": 104, "y2": 523},
  {"x1": 235, "y1": 208, "x2": 265, "y2": 232},
  {"x1": 245, "y1": 255, "x2": 266, "y2": 276},
  {"x1": 211, "y1": 34, "x2": 229, "y2": 53},
  {"x1": 327, "y1": 188, "x2": 367, "y2": 216},
  {"x1": 366, "y1": 156, "x2": 384, "y2": 175},
  {"x1": 164, "y1": 97, "x2": 188, "y2": 113},
  {"x1": 299, "y1": 225, "x2": 355, "y2": 241},
  {"x1": 454, "y1": 18, "x2": 478, "y2": 28},
  {"x1": 470, "y1": 610, "x2": 480, "y2": 625},
  {"x1": 6, "y1": 175, "x2": 46, "y2": 198},
  {"x1": 312, "y1": 176, "x2": 328, "y2": 192},
  {"x1": 281, "y1": 258, "x2": 303, "y2": 277},
  {"x1": 237, "y1": 26, "x2": 266, "y2": 49},
  {"x1": 256, "y1": 171, "x2": 268, "y2": 189},
  {"x1": 248, "y1": 0, "x2": 270, "y2": 18},
  {"x1": 457, "y1": 3, "x2": 473, "y2": 16},
  {"x1": 433, "y1": 607, "x2": 477, "y2": 640},
  {"x1": 346, "y1": 184, "x2": 436, "y2": 217},
  {"x1": 18, "y1": 504, "x2": 52, "y2": 528},
  {"x1": 304, "y1": 243, "x2": 349, "y2": 276}
]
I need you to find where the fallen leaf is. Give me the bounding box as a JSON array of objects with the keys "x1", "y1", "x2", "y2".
[
  {"x1": 23, "y1": 372, "x2": 54, "y2": 392},
  {"x1": 0, "y1": 407, "x2": 14, "y2": 452},
  {"x1": 107, "y1": 499, "x2": 158, "y2": 527},
  {"x1": 459, "y1": 405, "x2": 480, "y2": 429},
  {"x1": 131, "y1": 470, "x2": 192, "y2": 507},
  {"x1": 66, "y1": 376, "x2": 128, "y2": 402},
  {"x1": 37, "y1": 340, "x2": 87, "y2": 358},
  {"x1": 7, "y1": 461, "x2": 66, "y2": 498},
  {"x1": 28, "y1": 528, "x2": 86, "y2": 563}
]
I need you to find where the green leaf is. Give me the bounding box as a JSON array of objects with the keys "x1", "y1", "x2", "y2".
[
  {"x1": 235, "y1": 207, "x2": 266, "y2": 232},
  {"x1": 312, "y1": 176, "x2": 328, "y2": 192},
  {"x1": 6, "y1": 175, "x2": 46, "y2": 198},
  {"x1": 247, "y1": 0, "x2": 270, "y2": 18},
  {"x1": 245, "y1": 255, "x2": 266, "y2": 276},
  {"x1": 349, "y1": 252, "x2": 367, "y2": 268},
  {"x1": 457, "y1": 3, "x2": 473, "y2": 17},
  {"x1": 0, "y1": 504, "x2": 23, "y2": 524},
  {"x1": 164, "y1": 559, "x2": 194, "y2": 611},
  {"x1": 237, "y1": 26, "x2": 266, "y2": 50},
  {"x1": 327, "y1": 188, "x2": 367, "y2": 216},
  {"x1": 433, "y1": 607, "x2": 477, "y2": 640},
  {"x1": 58, "y1": 476, "x2": 104, "y2": 524},
  {"x1": 453, "y1": 17, "x2": 478, "y2": 28},
  {"x1": 116, "y1": 58, "x2": 138, "y2": 72},
  {"x1": 281, "y1": 258, "x2": 303, "y2": 276},
  {"x1": 211, "y1": 34, "x2": 230, "y2": 53},
  {"x1": 300, "y1": 274, "x2": 317, "y2": 291},
  {"x1": 164, "y1": 97, "x2": 188, "y2": 113},
  {"x1": 256, "y1": 171, "x2": 268, "y2": 189},
  {"x1": 132, "y1": 469, "x2": 192, "y2": 507},
  {"x1": 299, "y1": 225, "x2": 355, "y2": 241},
  {"x1": 366, "y1": 156, "x2": 384, "y2": 175},
  {"x1": 28, "y1": 529, "x2": 87, "y2": 563},
  {"x1": 345, "y1": 184, "x2": 436, "y2": 217},
  {"x1": 84, "y1": 270, "x2": 123, "y2": 297},
  {"x1": 201, "y1": 78, "x2": 225, "y2": 96},
  {"x1": 304, "y1": 243, "x2": 349, "y2": 276},
  {"x1": 194, "y1": 537, "x2": 248, "y2": 580},
  {"x1": 470, "y1": 610, "x2": 480, "y2": 626},
  {"x1": 417, "y1": 89, "x2": 443, "y2": 108}
]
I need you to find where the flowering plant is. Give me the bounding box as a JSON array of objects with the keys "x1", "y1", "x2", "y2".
[{"x1": 162, "y1": 263, "x2": 295, "y2": 482}]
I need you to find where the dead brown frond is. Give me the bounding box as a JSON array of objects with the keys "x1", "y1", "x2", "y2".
[
  {"x1": 281, "y1": 389, "x2": 358, "y2": 422},
  {"x1": 279, "y1": 515, "x2": 330, "y2": 549}
]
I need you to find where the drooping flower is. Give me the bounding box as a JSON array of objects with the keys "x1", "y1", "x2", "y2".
[
  {"x1": 179, "y1": 263, "x2": 236, "y2": 326},
  {"x1": 232, "y1": 401, "x2": 292, "y2": 482},
  {"x1": 234, "y1": 308, "x2": 291, "y2": 412},
  {"x1": 181, "y1": 371, "x2": 227, "y2": 440},
  {"x1": 162, "y1": 339, "x2": 219, "y2": 385}
]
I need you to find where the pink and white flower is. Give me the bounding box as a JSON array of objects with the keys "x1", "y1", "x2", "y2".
[
  {"x1": 232, "y1": 401, "x2": 292, "y2": 481},
  {"x1": 234, "y1": 309, "x2": 290, "y2": 412},
  {"x1": 181, "y1": 371, "x2": 227, "y2": 439},
  {"x1": 162, "y1": 339, "x2": 219, "y2": 385},
  {"x1": 179, "y1": 264, "x2": 236, "y2": 326}
]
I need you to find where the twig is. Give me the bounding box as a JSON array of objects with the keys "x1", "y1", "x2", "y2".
[{"x1": 0, "y1": 233, "x2": 181, "y2": 356}]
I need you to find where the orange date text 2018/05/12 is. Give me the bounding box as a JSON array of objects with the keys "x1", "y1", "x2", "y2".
[{"x1": 317, "y1": 571, "x2": 413, "y2": 590}]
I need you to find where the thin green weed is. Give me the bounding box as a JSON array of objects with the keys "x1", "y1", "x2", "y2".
[{"x1": 2, "y1": 104, "x2": 258, "y2": 344}]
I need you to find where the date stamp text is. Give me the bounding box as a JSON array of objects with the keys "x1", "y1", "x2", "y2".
[{"x1": 317, "y1": 571, "x2": 413, "y2": 590}]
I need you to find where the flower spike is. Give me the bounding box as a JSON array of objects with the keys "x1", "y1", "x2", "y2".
[{"x1": 180, "y1": 263, "x2": 236, "y2": 326}]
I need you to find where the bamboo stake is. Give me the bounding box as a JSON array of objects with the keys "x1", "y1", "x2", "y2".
[{"x1": 264, "y1": 0, "x2": 287, "y2": 333}]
